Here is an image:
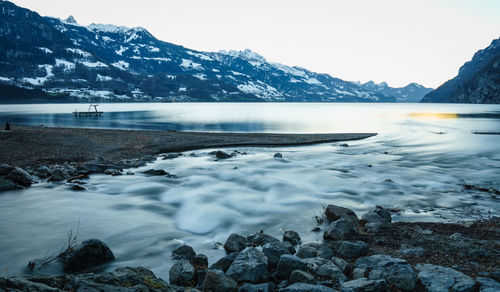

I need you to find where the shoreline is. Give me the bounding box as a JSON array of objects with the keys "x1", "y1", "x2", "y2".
[{"x1": 0, "y1": 125, "x2": 376, "y2": 168}]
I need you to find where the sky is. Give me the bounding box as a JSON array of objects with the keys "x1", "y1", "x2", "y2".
[{"x1": 9, "y1": 0, "x2": 500, "y2": 88}]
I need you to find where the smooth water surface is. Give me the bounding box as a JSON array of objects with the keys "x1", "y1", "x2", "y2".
[{"x1": 0, "y1": 102, "x2": 499, "y2": 279}]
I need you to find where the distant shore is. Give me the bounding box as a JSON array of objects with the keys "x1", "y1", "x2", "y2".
[{"x1": 0, "y1": 125, "x2": 376, "y2": 168}]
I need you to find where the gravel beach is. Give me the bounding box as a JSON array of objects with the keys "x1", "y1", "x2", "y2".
[{"x1": 0, "y1": 125, "x2": 376, "y2": 167}]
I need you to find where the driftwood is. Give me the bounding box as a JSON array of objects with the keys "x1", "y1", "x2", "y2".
[{"x1": 67, "y1": 174, "x2": 88, "y2": 182}]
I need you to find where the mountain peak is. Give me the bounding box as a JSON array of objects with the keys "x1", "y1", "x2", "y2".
[
  {"x1": 219, "y1": 49, "x2": 267, "y2": 63},
  {"x1": 64, "y1": 15, "x2": 77, "y2": 25},
  {"x1": 86, "y1": 23, "x2": 147, "y2": 34}
]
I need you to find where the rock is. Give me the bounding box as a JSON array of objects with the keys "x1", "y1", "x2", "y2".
[
  {"x1": 289, "y1": 269, "x2": 315, "y2": 284},
  {"x1": 224, "y1": 233, "x2": 249, "y2": 253},
  {"x1": 331, "y1": 241, "x2": 370, "y2": 260},
  {"x1": 70, "y1": 184, "x2": 86, "y2": 191},
  {"x1": 303, "y1": 257, "x2": 331, "y2": 274},
  {"x1": 283, "y1": 230, "x2": 302, "y2": 246},
  {"x1": 263, "y1": 242, "x2": 288, "y2": 269},
  {"x1": 274, "y1": 153, "x2": 283, "y2": 158},
  {"x1": 0, "y1": 176, "x2": 16, "y2": 191},
  {"x1": 226, "y1": 247, "x2": 268, "y2": 283},
  {"x1": 192, "y1": 254, "x2": 208, "y2": 269},
  {"x1": 282, "y1": 241, "x2": 296, "y2": 255},
  {"x1": 400, "y1": 244, "x2": 425, "y2": 257},
  {"x1": 247, "y1": 232, "x2": 281, "y2": 246},
  {"x1": 361, "y1": 207, "x2": 392, "y2": 233},
  {"x1": 0, "y1": 164, "x2": 15, "y2": 176},
  {"x1": 172, "y1": 245, "x2": 196, "y2": 261},
  {"x1": 61, "y1": 239, "x2": 115, "y2": 272},
  {"x1": 239, "y1": 282, "x2": 274, "y2": 292},
  {"x1": 104, "y1": 168, "x2": 122, "y2": 176},
  {"x1": 35, "y1": 166, "x2": 52, "y2": 178},
  {"x1": 323, "y1": 219, "x2": 360, "y2": 241},
  {"x1": 276, "y1": 254, "x2": 309, "y2": 278},
  {"x1": 210, "y1": 252, "x2": 239, "y2": 272},
  {"x1": 477, "y1": 277, "x2": 500, "y2": 292},
  {"x1": 325, "y1": 205, "x2": 359, "y2": 225},
  {"x1": 49, "y1": 165, "x2": 73, "y2": 181},
  {"x1": 279, "y1": 283, "x2": 337, "y2": 292},
  {"x1": 340, "y1": 143, "x2": 349, "y2": 147},
  {"x1": 331, "y1": 257, "x2": 350, "y2": 275},
  {"x1": 296, "y1": 243, "x2": 320, "y2": 259},
  {"x1": 416, "y1": 263, "x2": 475, "y2": 292},
  {"x1": 340, "y1": 278, "x2": 389, "y2": 292},
  {"x1": 364, "y1": 220, "x2": 391, "y2": 233},
  {"x1": 0, "y1": 276, "x2": 60, "y2": 291},
  {"x1": 83, "y1": 160, "x2": 121, "y2": 174},
  {"x1": 162, "y1": 153, "x2": 183, "y2": 160},
  {"x1": 317, "y1": 244, "x2": 334, "y2": 259},
  {"x1": 315, "y1": 261, "x2": 347, "y2": 282},
  {"x1": 7, "y1": 167, "x2": 32, "y2": 187},
  {"x1": 169, "y1": 260, "x2": 195, "y2": 286},
  {"x1": 210, "y1": 150, "x2": 232, "y2": 159},
  {"x1": 143, "y1": 169, "x2": 176, "y2": 177},
  {"x1": 354, "y1": 254, "x2": 416, "y2": 291}
]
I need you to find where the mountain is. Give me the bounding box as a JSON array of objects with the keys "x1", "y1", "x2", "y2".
[
  {"x1": 0, "y1": 0, "x2": 426, "y2": 103},
  {"x1": 422, "y1": 37, "x2": 500, "y2": 104},
  {"x1": 359, "y1": 81, "x2": 433, "y2": 102}
]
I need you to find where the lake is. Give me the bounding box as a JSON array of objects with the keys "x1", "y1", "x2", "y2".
[{"x1": 0, "y1": 102, "x2": 499, "y2": 279}]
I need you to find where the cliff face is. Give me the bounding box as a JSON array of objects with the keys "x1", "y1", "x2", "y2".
[{"x1": 422, "y1": 38, "x2": 500, "y2": 104}]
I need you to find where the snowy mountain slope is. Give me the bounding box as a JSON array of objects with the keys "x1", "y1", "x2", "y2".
[{"x1": 0, "y1": 0, "x2": 426, "y2": 102}]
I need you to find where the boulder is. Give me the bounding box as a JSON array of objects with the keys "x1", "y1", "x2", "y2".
[
  {"x1": 324, "y1": 219, "x2": 360, "y2": 241},
  {"x1": 263, "y1": 242, "x2": 288, "y2": 269},
  {"x1": 296, "y1": 243, "x2": 320, "y2": 259},
  {"x1": 331, "y1": 257, "x2": 350, "y2": 275},
  {"x1": 210, "y1": 252, "x2": 239, "y2": 272},
  {"x1": 354, "y1": 254, "x2": 417, "y2": 291},
  {"x1": 283, "y1": 230, "x2": 302, "y2": 246},
  {"x1": 361, "y1": 207, "x2": 392, "y2": 233},
  {"x1": 224, "y1": 233, "x2": 248, "y2": 253},
  {"x1": 400, "y1": 244, "x2": 425, "y2": 257},
  {"x1": 247, "y1": 232, "x2": 281, "y2": 246},
  {"x1": 35, "y1": 166, "x2": 52, "y2": 178},
  {"x1": 332, "y1": 241, "x2": 370, "y2": 260},
  {"x1": 416, "y1": 263, "x2": 475, "y2": 292},
  {"x1": 142, "y1": 169, "x2": 176, "y2": 177},
  {"x1": 104, "y1": 168, "x2": 122, "y2": 176},
  {"x1": 0, "y1": 176, "x2": 16, "y2": 191},
  {"x1": 274, "y1": 153, "x2": 283, "y2": 158},
  {"x1": 239, "y1": 282, "x2": 274, "y2": 292},
  {"x1": 61, "y1": 239, "x2": 115, "y2": 272},
  {"x1": 169, "y1": 260, "x2": 195, "y2": 286},
  {"x1": 226, "y1": 247, "x2": 268, "y2": 283},
  {"x1": 172, "y1": 245, "x2": 196, "y2": 261},
  {"x1": 0, "y1": 164, "x2": 15, "y2": 176},
  {"x1": 279, "y1": 283, "x2": 337, "y2": 292},
  {"x1": 289, "y1": 269, "x2": 315, "y2": 284},
  {"x1": 315, "y1": 261, "x2": 347, "y2": 282},
  {"x1": 7, "y1": 167, "x2": 32, "y2": 187},
  {"x1": 210, "y1": 150, "x2": 232, "y2": 159},
  {"x1": 162, "y1": 153, "x2": 183, "y2": 160},
  {"x1": 192, "y1": 254, "x2": 208, "y2": 269},
  {"x1": 282, "y1": 241, "x2": 296, "y2": 255},
  {"x1": 340, "y1": 278, "x2": 388, "y2": 292},
  {"x1": 325, "y1": 205, "x2": 359, "y2": 225},
  {"x1": 303, "y1": 257, "x2": 330, "y2": 274},
  {"x1": 275, "y1": 254, "x2": 308, "y2": 278},
  {"x1": 477, "y1": 277, "x2": 500, "y2": 292}
]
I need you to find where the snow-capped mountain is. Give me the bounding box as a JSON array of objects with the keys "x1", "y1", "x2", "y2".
[
  {"x1": 0, "y1": 0, "x2": 428, "y2": 103},
  {"x1": 360, "y1": 81, "x2": 433, "y2": 102}
]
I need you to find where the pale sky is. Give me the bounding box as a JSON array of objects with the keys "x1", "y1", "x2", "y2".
[{"x1": 10, "y1": 0, "x2": 500, "y2": 88}]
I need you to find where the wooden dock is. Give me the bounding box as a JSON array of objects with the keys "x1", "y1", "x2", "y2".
[{"x1": 73, "y1": 104, "x2": 103, "y2": 117}]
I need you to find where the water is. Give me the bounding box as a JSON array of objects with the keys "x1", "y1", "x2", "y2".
[{"x1": 0, "y1": 102, "x2": 500, "y2": 279}]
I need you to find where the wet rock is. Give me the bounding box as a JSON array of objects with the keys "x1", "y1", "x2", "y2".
[
  {"x1": 340, "y1": 143, "x2": 349, "y2": 147},
  {"x1": 0, "y1": 164, "x2": 15, "y2": 176},
  {"x1": 210, "y1": 252, "x2": 239, "y2": 272},
  {"x1": 70, "y1": 184, "x2": 86, "y2": 191},
  {"x1": 276, "y1": 254, "x2": 309, "y2": 278},
  {"x1": 354, "y1": 254, "x2": 416, "y2": 291},
  {"x1": 169, "y1": 260, "x2": 195, "y2": 286},
  {"x1": 192, "y1": 254, "x2": 208, "y2": 269},
  {"x1": 247, "y1": 232, "x2": 281, "y2": 246},
  {"x1": 400, "y1": 244, "x2": 425, "y2": 257},
  {"x1": 324, "y1": 219, "x2": 360, "y2": 241},
  {"x1": 303, "y1": 257, "x2": 330, "y2": 274},
  {"x1": 274, "y1": 153, "x2": 283, "y2": 158},
  {"x1": 296, "y1": 243, "x2": 320, "y2": 259},
  {"x1": 162, "y1": 153, "x2": 183, "y2": 160},
  {"x1": 0, "y1": 176, "x2": 16, "y2": 191},
  {"x1": 239, "y1": 282, "x2": 274, "y2": 292},
  {"x1": 477, "y1": 277, "x2": 500, "y2": 292},
  {"x1": 317, "y1": 244, "x2": 334, "y2": 259},
  {"x1": 224, "y1": 233, "x2": 249, "y2": 253},
  {"x1": 362, "y1": 207, "x2": 392, "y2": 233},
  {"x1": 210, "y1": 150, "x2": 232, "y2": 159},
  {"x1": 279, "y1": 283, "x2": 337, "y2": 292},
  {"x1": 0, "y1": 277, "x2": 60, "y2": 291},
  {"x1": 416, "y1": 263, "x2": 475, "y2": 292},
  {"x1": 331, "y1": 241, "x2": 370, "y2": 260},
  {"x1": 143, "y1": 169, "x2": 176, "y2": 177},
  {"x1": 83, "y1": 160, "x2": 121, "y2": 174},
  {"x1": 49, "y1": 165, "x2": 72, "y2": 181},
  {"x1": 226, "y1": 247, "x2": 268, "y2": 283},
  {"x1": 104, "y1": 168, "x2": 122, "y2": 176},
  {"x1": 315, "y1": 261, "x2": 347, "y2": 282},
  {"x1": 172, "y1": 245, "x2": 196, "y2": 261},
  {"x1": 282, "y1": 241, "x2": 296, "y2": 255},
  {"x1": 61, "y1": 239, "x2": 115, "y2": 272},
  {"x1": 340, "y1": 278, "x2": 388, "y2": 292},
  {"x1": 283, "y1": 230, "x2": 302, "y2": 246},
  {"x1": 7, "y1": 167, "x2": 32, "y2": 187},
  {"x1": 35, "y1": 166, "x2": 52, "y2": 178},
  {"x1": 325, "y1": 205, "x2": 359, "y2": 225},
  {"x1": 289, "y1": 269, "x2": 315, "y2": 284},
  {"x1": 263, "y1": 242, "x2": 288, "y2": 269},
  {"x1": 331, "y1": 257, "x2": 350, "y2": 275}
]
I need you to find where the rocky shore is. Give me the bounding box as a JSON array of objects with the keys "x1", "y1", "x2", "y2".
[{"x1": 1, "y1": 204, "x2": 498, "y2": 291}]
